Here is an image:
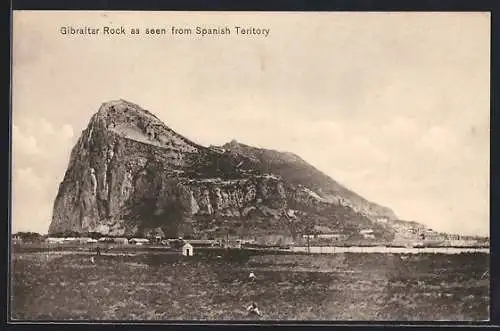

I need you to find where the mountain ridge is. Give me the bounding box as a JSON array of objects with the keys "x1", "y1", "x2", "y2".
[
  {"x1": 49, "y1": 100, "x2": 399, "y2": 242},
  {"x1": 217, "y1": 140, "x2": 397, "y2": 220}
]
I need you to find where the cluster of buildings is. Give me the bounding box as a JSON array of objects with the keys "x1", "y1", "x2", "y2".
[
  {"x1": 389, "y1": 221, "x2": 489, "y2": 247},
  {"x1": 42, "y1": 235, "x2": 196, "y2": 256},
  {"x1": 15, "y1": 218, "x2": 489, "y2": 252},
  {"x1": 375, "y1": 217, "x2": 389, "y2": 224},
  {"x1": 359, "y1": 229, "x2": 376, "y2": 240},
  {"x1": 45, "y1": 236, "x2": 129, "y2": 244},
  {"x1": 44, "y1": 236, "x2": 170, "y2": 245},
  {"x1": 301, "y1": 224, "x2": 379, "y2": 243},
  {"x1": 302, "y1": 233, "x2": 349, "y2": 241},
  {"x1": 41, "y1": 234, "x2": 258, "y2": 248},
  {"x1": 40, "y1": 234, "x2": 263, "y2": 256}
]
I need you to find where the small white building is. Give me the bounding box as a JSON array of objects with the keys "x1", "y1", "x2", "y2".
[
  {"x1": 113, "y1": 237, "x2": 129, "y2": 245},
  {"x1": 360, "y1": 229, "x2": 374, "y2": 235},
  {"x1": 130, "y1": 238, "x2": 149, "y2": 245},
  {"x1": 46, "y1": 237, "x2": 65, "y2": 244},
  {"x1": 76, "y1": 237, "x2": 92, "y2": 244},
  {"x1": 316, "y1": 233, "x2": 347, "y2": 240},
  {"x1": 64, "y1": 237, "x2": 78, "y2": 242},
  {"x1": 376, "y1": 217, "x2": 388, "y2": 224},
  {"x1": 182, "y1": 243, "x2": 194, "y2": 256}
]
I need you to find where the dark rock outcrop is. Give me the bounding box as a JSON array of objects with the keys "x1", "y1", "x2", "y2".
[{"x1": 49, "y1": 99, "x2": 398, "y2": 240}]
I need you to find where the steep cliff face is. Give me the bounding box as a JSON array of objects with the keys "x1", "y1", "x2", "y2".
[{"x1": 49, "y1": 99, "x2": 397, "y2": 239}]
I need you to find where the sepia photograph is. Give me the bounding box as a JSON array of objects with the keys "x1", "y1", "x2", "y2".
[{"x1": 10, "y1": 11, "x2": 490, "y2": 321}]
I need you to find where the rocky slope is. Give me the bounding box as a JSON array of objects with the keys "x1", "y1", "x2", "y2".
[
  {"x1": 49, "y1": 100, "x2": 398, "y2": 241},
  {"x1": 219, "y1": 140, "x2": 398, "y2": 219}
]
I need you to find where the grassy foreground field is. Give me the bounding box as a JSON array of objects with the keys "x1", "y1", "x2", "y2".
[{"x1": 11, "y1": 249, "x2": 489, "y2": 321}]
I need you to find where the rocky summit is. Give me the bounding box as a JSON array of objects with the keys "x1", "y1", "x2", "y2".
[{"x1": 49, "y1": 99, "x2": 398, "y2": 241}]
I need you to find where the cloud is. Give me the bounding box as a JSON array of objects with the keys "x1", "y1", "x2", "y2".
[
  {"x1": 13, "y1": 117, "x2": 75, "y2": 160},
  {"x1": 61, "y1": 124, "x2": 74, "y2": 139},
  {"x1": 12, "y1": 125, "x2": 41, "y2": 156},
  {"x1": 419, "y1": 126, "x2": 459, "y2": 154},
  {"x1": 381, "y1": 116, "x2": 420, "y2": 141},
  {"x1": 14, "y1": 167, "x2": 47, "y2": 193},
  {"x1": 39, "y1": 117, "x2": 56, "y2": 136},
  {"x1": 12, "y1": 166, "x2": 53, "y2": 234},
  {"x1": 12, "y1": 117, "x2": 76, "y2": 234}
]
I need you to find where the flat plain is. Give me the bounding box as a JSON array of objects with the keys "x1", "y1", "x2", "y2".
[{"x1": 11, "y1": 246, "x2": 489, "y2": 321}]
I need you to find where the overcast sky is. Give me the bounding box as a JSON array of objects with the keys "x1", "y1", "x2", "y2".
[{"x1": 12, "y1": 11, "x2": 490, "y2": 236}]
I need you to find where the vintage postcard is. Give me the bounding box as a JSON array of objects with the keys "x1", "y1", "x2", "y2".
[{"x1": 10, "y1": 11, "x2": 490, "y2": 321}]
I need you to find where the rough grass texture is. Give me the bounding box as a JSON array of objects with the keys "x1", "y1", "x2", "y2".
[{"x1": 11, "y1": 251, "x2": 489, "y2": 321}]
